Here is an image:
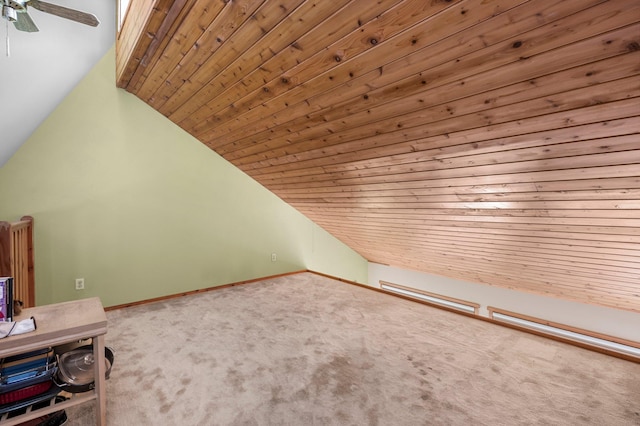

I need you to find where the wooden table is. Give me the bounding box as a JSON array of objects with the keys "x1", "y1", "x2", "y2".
[{"x1": 0, "y1": 297, "x2": 108, "y2": 425}]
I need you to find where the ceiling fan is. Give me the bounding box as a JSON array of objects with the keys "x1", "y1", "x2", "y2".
[{"x1": 1, "y1": 0, "x2": 99, "y2": 32}]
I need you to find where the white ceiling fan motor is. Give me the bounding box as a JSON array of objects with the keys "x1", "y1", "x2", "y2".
[{"x1": 2, "y1": 6, "x2": 18, "y2": 22}]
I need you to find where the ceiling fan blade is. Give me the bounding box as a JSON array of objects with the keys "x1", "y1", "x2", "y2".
[
  {"x1": 26, "y1": 0, "x2": 99, "y2": 27},
  {"x1": 13, "y1": 11, "x2": 39, "y2": 32}
]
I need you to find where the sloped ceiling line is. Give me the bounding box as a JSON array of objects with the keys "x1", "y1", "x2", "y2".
[{"x1": 116, "y1": 0, "x2": 640, "y2": 313}]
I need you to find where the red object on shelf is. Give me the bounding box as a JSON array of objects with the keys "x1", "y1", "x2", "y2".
[{"x1": 0, "y1": 381, "x2": 52, "y2": 405}]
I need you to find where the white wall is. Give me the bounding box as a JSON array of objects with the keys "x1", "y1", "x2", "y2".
[{"x1": 368, "y1": 263, "x2": 640, "y2": 342}]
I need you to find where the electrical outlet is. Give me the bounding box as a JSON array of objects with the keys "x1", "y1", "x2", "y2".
[
  {"x1": 271, "y1": 253, "x2": 277, "y2": 262},
  {"x1": 75, "y1": 278, "x2": 85, "y2": 290}
]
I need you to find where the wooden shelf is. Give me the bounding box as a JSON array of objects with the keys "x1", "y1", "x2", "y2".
[{"x1": 0, "y1": 297, "x2": 108, "y2": 425}]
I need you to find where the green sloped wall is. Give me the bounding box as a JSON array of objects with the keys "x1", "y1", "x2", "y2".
[{"x1": 0, "y1": 46, "x2": 367, "y2": 307}]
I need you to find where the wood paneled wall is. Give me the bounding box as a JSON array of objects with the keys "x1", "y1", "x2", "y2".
[{"x1": 117, "y1": 0, "x2": 640, "y2": 312}]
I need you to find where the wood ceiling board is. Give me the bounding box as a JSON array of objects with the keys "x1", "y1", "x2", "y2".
[
  {"x1": 163, "y1": 0, "x2": 391, "y2": 122},
  {"x1": 197, "y1": 1, "x2": 636, "y2": 148},
  {"x1": 128, "y1": 0, "x2": 219, "y2": 95},
  {"x1": 116, "y1": 0, "x2": 182, "y2": 88},
  {"x1": 228, "y1": 52, "x2": 640, "y2": 170},
  {"x1": 177, "y1": 0, "x2": 472, "y2": 132},
  {"x1": 233, "y1": 98, "x2": 640, "y2": 171},
  {"x1": 117, "y1": 0, "x2": 640, "y2": 313}
]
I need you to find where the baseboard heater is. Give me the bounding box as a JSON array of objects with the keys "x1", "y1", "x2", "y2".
[
  {"x1": 488, "y1": 307, "x2": 640, "y2": 359},
  {"x1": 379, "y1": 281, "x2": 479, "y2": 315}
]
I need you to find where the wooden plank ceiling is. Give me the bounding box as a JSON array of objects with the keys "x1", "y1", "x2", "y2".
[{"x1": 116, "y1": 0, "x2": 640, "y2": 313}]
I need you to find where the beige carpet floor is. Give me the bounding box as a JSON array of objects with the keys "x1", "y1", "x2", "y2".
[{"x1": 63, "y1": 272, "x2": 639, "y2": 425}]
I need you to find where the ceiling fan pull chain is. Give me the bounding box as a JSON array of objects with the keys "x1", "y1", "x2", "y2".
[{"x1": 5, "y1": 17, "x2": 9, "y2": 57}]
